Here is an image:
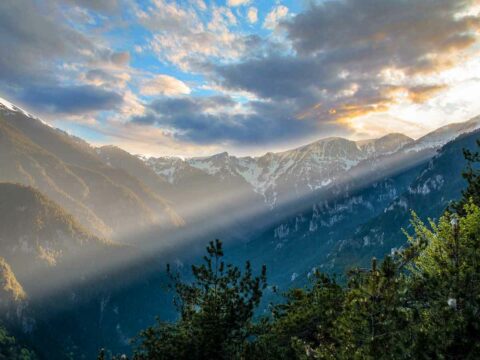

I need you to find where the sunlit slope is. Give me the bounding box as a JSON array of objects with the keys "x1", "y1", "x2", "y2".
[
  {"x1": 0, "y1": 102, "x2": 184, "y2": 239},
  {"x1": 0, "y1": 257, "x2": 26, "y2": 305},
  {"x1": 0, "y1": 183, "x2": 111, "y2": 270},
  {"x1": 0, "y1": 117, "x2": 112, "y2": 237}
]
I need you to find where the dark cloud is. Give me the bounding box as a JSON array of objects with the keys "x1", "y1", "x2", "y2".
[
  {"x1": 284, "y1": 0, "x2": 479, "y2": 72},
  {"x1": 0, "y1": 0, "x2": 127, "y2": 115},
  {"x1": 0, "y1": 0, "x2": 92, "y2": 84},
  {"x1": 85, "y1": 69, "x2": 117, "y2": 84},
  {"x1": 132, "y1": 96, "x2": 323, "y2": 145},
  {"x1": 18, "y1": 85, "x2": 123, "y2": 115},
  {"x1": 64, "y1": 0, "x2": 119, "y2": 13}
]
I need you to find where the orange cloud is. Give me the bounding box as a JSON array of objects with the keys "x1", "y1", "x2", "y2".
[{"x1": 407, "y1": 84, "x2": 448, "y2": 103}]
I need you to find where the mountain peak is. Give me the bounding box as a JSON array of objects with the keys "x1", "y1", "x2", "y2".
[
  {"x1": 357, "y1": 132, "x2": 413, "y2": 156},
  {"x1": 0, "y1": 96, "x2": 37, "y2": 121}
]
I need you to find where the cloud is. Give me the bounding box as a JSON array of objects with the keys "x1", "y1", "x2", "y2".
[
  {"x1": 0, "y1": 0, "x2": 130, "y2": 116},
  {"x1": 64, "y1": 0, "x2": 119, "y2": 13},
  {"x1": 213, "y1": 0, "x2": 480, "y2": 131},
  {"x1": 82, "y1": 69, "x2": 131, "y2": 88},
  {"x1": 0, "y1": 0, "x2": 92, "y2": 85},
  {"x1": 406, "y1": 85, "x2": 450, "y2": 103},
  {"x1": 4, "y1": 0, "x2": 480, "y2": 152},
  {"x1": 263, "y1": 5, "x2": 289, "y2": 30},
  {"x1": 193, "y1": 0, "x2": 207, "y2": 11},
  {"x1": 140, "y1": 75, "x2": 191, "y2": 96},
  {"x1": 138, "y1": 0, "x2": 250, "y2": 70},
  {"x1": 90, "y1": 120, "x2": 221, "y2": 157},
  {"x1": 110, "y1": 51, "x2": 130, "y2": 66},
  {"x1": 247, "y1": 7, "x2": 258, "y2": 24},
  {"x1": 131, "y1": 95, "x2": 323, "y2": 145},
  {"x1": 227, "y1": 0, "x2": 250, "y2": 7},
  {"x1": 18, "y1": 85, "x2": 123, "y2": 115}
]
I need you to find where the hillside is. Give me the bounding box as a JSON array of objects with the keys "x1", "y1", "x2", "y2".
[
  {"x1": 0, "y1": 258, "x2": 26, "y2": 306},
  {"x1": 0, "y1": 183, "x2": 119, "y2": 294},
  {"x1": 0, "y1": 100, "x2": 184, "y2": 240}
]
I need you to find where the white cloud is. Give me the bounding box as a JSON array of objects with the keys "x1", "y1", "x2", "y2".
[
  {"x1": 263, "y1": 5, "x2": 289, "y2": 30},
  {"x1": 141, "y1": 1, "x2": 247, "y2": 70},
  {"x1": 227, "y1": 0, "x2": 250, "y2": 7},
  {"x1": 140, "y1": 75, "x2": 191, "y2": 96},
  {"x1": 193, "y1": 0, "x2": 207, "y2": 11},
  {"x1": 247, "y1": 7, "x2": 258, "y2": 24}
]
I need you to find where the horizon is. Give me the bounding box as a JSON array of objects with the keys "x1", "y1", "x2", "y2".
[{"x1": 1, "y1": 94, "x2": 478, "y2": 159}]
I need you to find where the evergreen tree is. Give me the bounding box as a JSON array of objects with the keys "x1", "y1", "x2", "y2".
[
  {"x1": 306, "y1": 256, "x2": 412, "y2": 360},
  {"x1": 405, "y1": 204, "x2": 480, "y2": 358},
  {"x1": 245, "y1": 273, "x2": 343, "y2": 360},
  {"x1": 453, "y1": 139, "x2": 480, "y2": 215},
  {"x1": 133, "y1": 239, "x2": 267, "y2": 360},
  {"x1": 0, "y1": 324, "x2": 37, "y2": 360}
]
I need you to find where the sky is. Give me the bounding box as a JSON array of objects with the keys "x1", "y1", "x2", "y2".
[{"x1": 1, "y1": 0, "x2": 480, "y2": 157}]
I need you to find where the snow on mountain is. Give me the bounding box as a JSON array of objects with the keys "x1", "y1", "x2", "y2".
[
  {"x1": 357, "y1": 133, "x2": 413, "y2": 157},
  {"x1": 0, "y1": 96, "x2": 51, "y2": 127},
  {"x1": 146, "y1": 135, "x2": 414, "y2": 207},
  {"x1": 404, "y1": 116, "x2": 480, "y2": 153},
  {"x1": 144, "y1": 116, "x2": 480, "y2": 208},
  {"x1": 144, "y1": 156, "x2": 190, "y2": 184}
]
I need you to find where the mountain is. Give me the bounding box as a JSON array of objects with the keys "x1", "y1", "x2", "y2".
[
  {"x1": 224, "y1": 159, "x2": 426, "y2": 290},
  {"x1": 226, "y1": 128, "x2": 480, "y2": 292},
  {"x1": 95, "y1": 146, "x2": 184, "y2": 226},
  {"x1": 147, "y1": 135, "x2": 412, "y2": 209},
  {"x1": 145, "y1": 120, "x2": 479, "y2": 209},
  {"x1": 330, "y1": 129, "x2": 480, "y2": 272},
  {"x1": 0, "y1": 183, "x2": 116, "y2": 294},
  {"x1": 0, "y1": 115, "x2": 112, "y2": 238},
  {"x1": 357, "y1": 133, "x2": 413, "y2": 156},
  {"x1": 146, "y1": 153, "x2": 266, "y2": 222},
  {"x1": 0, "y1": 98, "x2": 184, "y2": 240},
  {"x1": 403, "y1": 115, "x2": 480, "y2": 154}
]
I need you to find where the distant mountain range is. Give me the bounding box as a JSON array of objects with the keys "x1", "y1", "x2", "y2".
[
  {"x1": 2, "y1": 95, "x2": 480, "y2": 359},
  {"x1": 145, "y1": 116, "x2": 480, "y2": 208}
]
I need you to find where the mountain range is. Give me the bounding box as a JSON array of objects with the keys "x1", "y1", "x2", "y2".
[
  {"x1": 145, "y1": 116, "x2": 480, "y2": 209},
  {"x1": 1, "y1": 95, "x2": 480, "y2": 358}
]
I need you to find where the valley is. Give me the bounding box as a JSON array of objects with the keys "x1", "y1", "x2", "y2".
[{"x1": 1, "y1": 96, "x2": 480, "y2": 358}]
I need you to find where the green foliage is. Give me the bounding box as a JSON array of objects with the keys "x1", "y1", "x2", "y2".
[
  {"x1": 245, "y1": 273, "x2": 343, "y2": 360},
  {"x1": 403, "y1": 204, "x2": 480, "y2": 358},
  {"x1": 0, "y1": 324, "x2": 37, "y2": 360},
  {"x1": 454, "y1": 139, "x2": 480, "y2": 215},
  {"x1": 133, "y1": 239, "x2": 267, "y2": 360}
]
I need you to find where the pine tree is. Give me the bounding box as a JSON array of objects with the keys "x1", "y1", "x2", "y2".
[
  {"x1": 405, "y1": 204, "x2": 480, "y2": 358},
  {"x1": 245, "y1": 273, "x2": 343, "y2": 360},
  {"x1": 453, "y1": 139, "x2": 480, "y2": 215},
  {"x1": 133, "y1": 239, "x2": 267, "y2": 360}
]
